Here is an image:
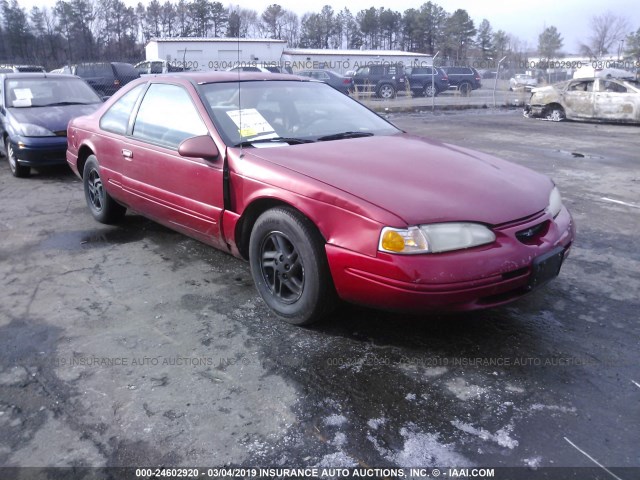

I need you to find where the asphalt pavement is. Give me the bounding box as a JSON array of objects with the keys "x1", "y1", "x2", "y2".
[{"x1": 0, "y1": 110, "x2": 638, "y2": 479}]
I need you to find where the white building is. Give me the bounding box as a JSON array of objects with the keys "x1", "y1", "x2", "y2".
[
  {"x1": 145, "y1": 38, "x2": 287, "y2": 71},
  {"x1": 282, "y1": 48, "x2": 432, "y2": 74},
  {"x1": 145, "y1": 38, "x2": 432, "y2": 74}
]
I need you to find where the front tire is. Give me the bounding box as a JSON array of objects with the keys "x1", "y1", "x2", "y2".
[
  {"x1": 249, "y1": 207, "x2": 336, "y2": 325},
  {"x1": 83, "y1": 155, "x2": 126, "y2": 224},
  {"x1": 5, "y1": 139, "x2": 30, "y2": 178},
  {"x1": 544, "y1": 106, "x2": 565, "y2": 122}
]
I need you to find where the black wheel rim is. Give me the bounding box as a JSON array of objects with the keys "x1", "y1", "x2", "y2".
[
  {"x1": 87, "y1": 168, "x2": 104, "y2": 211},
  {"x1": 260, "y1": 231, "x2": 304, "y2": 304}
]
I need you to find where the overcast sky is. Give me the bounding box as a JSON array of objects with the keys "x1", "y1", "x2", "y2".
[{"x1": 20, "y1": 0, "x2": 640, "y2": 54}]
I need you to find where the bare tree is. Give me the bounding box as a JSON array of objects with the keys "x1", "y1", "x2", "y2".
[{"x1": 580, "y1": 11, "x2": 629, "y2": 58}]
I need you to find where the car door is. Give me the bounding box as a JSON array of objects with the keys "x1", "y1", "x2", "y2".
[
  {"x1": 122, "y1": 82, "x2": 225, "y2": 244},
  {"x1": 562, "y1": 80, "x2": 595, "y2": 119},
  {"x1": 594, "y1": 79, "x2": 638, "y2": 122},
  {"x1": 94, "y1": 83, "x2": 147, "y2": 203}
]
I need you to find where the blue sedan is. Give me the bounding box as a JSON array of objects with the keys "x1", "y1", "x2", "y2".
[{"x1": 0, "y1": 73, "x2": 102, "y2": 177}]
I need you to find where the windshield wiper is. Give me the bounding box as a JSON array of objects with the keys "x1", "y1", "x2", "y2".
[
  {"x1": 235, "y1": 137, "x2": 314, "y2": 147},
  {"x1": 317, "y1": 131, "x2": 374, "y2": 142},
  {"x1": 35, "y1": 101, "x2": 97, "y2": 107}
]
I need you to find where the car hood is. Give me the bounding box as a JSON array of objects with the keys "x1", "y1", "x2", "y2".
[
  {"x1": 244, "y1": 134, "x2": 552, "y2": 226},
  {"x1": 8, "y1": 104, "x2": 101, "y2": 133}
]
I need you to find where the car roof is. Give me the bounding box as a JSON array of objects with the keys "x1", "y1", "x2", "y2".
[
  {"x1": 0, "y1": 72, "x2": 79, "y2": 80},
  {"x1": 138, "y1": 71, "x2": 307, "y2": 84}
]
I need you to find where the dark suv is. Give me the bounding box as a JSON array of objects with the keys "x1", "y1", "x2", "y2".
[
  {"x1": 352, "y1": 64, "x2": 407, "y2": 99},
  {"x1": 63, "y1": 62, "x2": 140, "y2": 98},
  {"x1": 441, "y1": 66, "x2": 482, "y2": 95},
  {"x1": 406, "y1": 66, "x2": 450, "y2": 97}
]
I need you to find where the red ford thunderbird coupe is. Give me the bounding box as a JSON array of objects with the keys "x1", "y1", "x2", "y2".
[{"x1": 66, "y1": 72, "x2": 575, "y2": 324}]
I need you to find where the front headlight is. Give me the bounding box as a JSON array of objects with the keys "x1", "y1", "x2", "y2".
[
  {"x1": 379, "y1": 223, "x2": 496, "y2": 254},
  {"x1": 547, "y1": 186, "x2": 563, "y2": 218},
  {"x1": 17, "y1": 123, "x2": 55, "y2": 137}
]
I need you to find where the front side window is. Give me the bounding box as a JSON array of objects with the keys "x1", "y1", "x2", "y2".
[
  {"x1": 132, "y1": 83, "x2": 207, "y2": 149},
  {"x1": 100, "y1": 83, "x2": 145, "y2": 134}
]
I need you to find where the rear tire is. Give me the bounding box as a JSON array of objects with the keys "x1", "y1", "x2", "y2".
[
  {"x1": 424, "y1": 85, "x2": 437, "y2": 97},
  {"x1": 5, "y1": 139, "x2": 30, "y2": 178},
  {"x1": 83, "y1": 155, "x2": 126, "y2": 224},
  {"x1": 458, "y1": 82, "x2": 471, "y2": 96},
  {"x1": 249, "y1": 207, "x2": 336, "y2": 325},
  {"x1": 376, "y1": 84, "x2": 396, "y2": 99}
]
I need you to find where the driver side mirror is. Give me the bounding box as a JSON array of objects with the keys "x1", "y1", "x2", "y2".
[{"x1": 178, "y1": 135, "x2": 219, "y2": 161}]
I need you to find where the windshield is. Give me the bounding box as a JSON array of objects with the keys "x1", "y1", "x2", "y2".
[
  {"x1": 198, "y1": 80, "x2": 399, "y2": 146},
  {"x1": 5, "y1": 77, "x2": 102, "y2": 108}
]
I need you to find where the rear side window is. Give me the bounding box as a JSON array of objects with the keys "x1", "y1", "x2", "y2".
[
  {"x1": 100, "y1": 84, "x2": 145, "y2": 134},
  {"x1": 132, "y1": 83, "x2": 207, "y2": 149},
  {"x1": 76, "y1": 63, "x2": 113, "y2": 78}
]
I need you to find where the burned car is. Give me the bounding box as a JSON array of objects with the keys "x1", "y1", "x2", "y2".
[{"x1": 524, "y1": 77, "x2": 640, "y2": 123}]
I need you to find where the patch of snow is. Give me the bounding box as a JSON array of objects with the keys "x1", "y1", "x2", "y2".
[
  {"x1": 332, "y1": 432, "x2": 347, "y2": 447},
  {"x1": 530, "y1": 404, "x2": 577, "y2": 414},
  {"x1": 446, "y1": 378, "x2": 487, "y2": 401},
  {"x1": 367, "y1": 417, "x2": 386, "y2": 430},
  {"x1": 524, "y1": 456, "x2": 542, "y2": 468},
  {"x1": 505, "y1": 384, "x2": 525, "y2": 393},
  {"x1": 423, "y1": 367, "x2": 448, "y2": 377},
  {"x1": 385, "y1": 427, "x2": 472, "y2": 467},
  {"x1": 323, "y1": 414, "x2": 347, "y2": 427},
  {"x1": 451, "y1": 420, "x2": 519, "y2": 449},
  {"x1": 314, "y1": 451, "x2": 359, "y2": 468}
]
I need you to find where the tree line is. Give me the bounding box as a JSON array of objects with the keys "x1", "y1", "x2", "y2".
[{"x1": 1, "y1": 0, "x2": 639, "y2": 70}]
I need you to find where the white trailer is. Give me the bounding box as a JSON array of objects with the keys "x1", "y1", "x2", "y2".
[
  {"x1": 281, "y1": 48, "x2": 432, "y2": 75},
  {"x1": 145, "y1": 38, "x2": 287, "y2": 71}
]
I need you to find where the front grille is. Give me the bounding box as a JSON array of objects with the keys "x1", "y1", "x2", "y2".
[{"x1": 516, "y1": 221, "x2": 549, "y2": 244}]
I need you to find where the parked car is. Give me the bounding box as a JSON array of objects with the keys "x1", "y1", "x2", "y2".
[
  {"x1": 61, "y1": 62, "x2": 140, "y2": 98},
  {"x1": 0, "y1": 65, "x2": 46, "y2": 73},
  {"x1": 296, "y1": 69, "x2": 353, "y2": 94},
  {"x1": 351, "y1": 63, "x2": 407, "y2": 99},
  {"x1": 441, "y1": 66, "x2": 482, "y2": 95},
  {"x1": 573, "y1": 66, "x2": 634, "y2": 80},
  {"x1": 524, "y1": 77, "x2": 640, "y2": 123},
  {"x1": 510, "y1": 73, "x2": 538, "y2": 91},
  {"x1": 406, "y1": 66, "x2": 450, "y2": 97},
  {"x1": 67, "y1": 72, "x2": 574, "y2": 325},
  {"x1": 0, "y1": 73, "x2": 102, "y2": 177}
]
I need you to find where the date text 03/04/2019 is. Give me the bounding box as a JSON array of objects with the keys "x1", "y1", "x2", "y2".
[{"x1": 134, "y1": 467, "x2": 496, "y2": 478}]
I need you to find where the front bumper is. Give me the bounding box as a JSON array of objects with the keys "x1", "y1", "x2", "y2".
[
  {"x1": 524, "y1": 104, "x2": 546, "y2": 117},
  {"x1": 9, "y1": 136, "x2": 68, "y2": 167},
  {"x1": 326, "y1": 207, "x2": 575, "y2": 312}
]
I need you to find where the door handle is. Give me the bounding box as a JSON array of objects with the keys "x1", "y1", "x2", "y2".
[{"x1": 122, "y1": 149, "x2": 133, "y2": 159}]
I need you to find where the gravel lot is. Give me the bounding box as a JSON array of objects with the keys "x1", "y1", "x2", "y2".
[{"x1": 0, "y1": 110, "x2": 638, "y2": 478}]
